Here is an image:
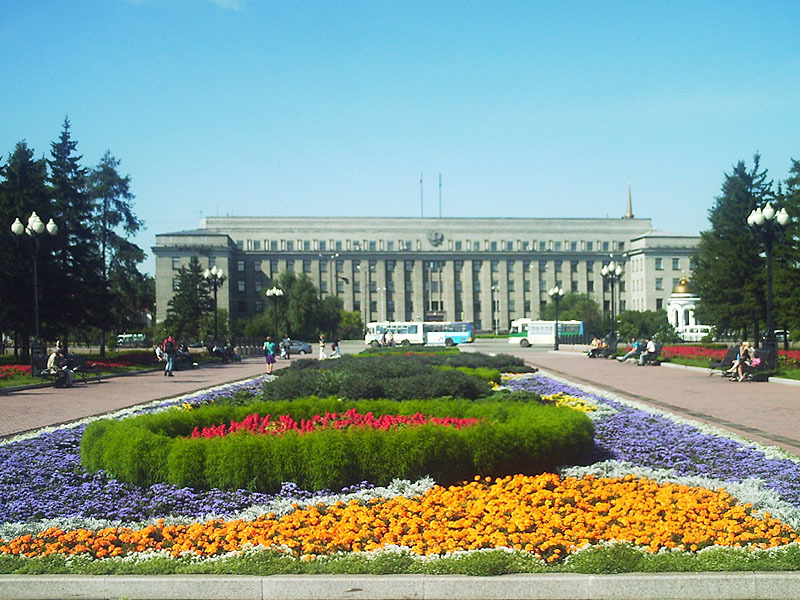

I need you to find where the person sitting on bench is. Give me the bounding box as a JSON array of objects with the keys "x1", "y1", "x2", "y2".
[
  {"x1": 638, "y1": 338, "x2": 657, "y2": 365},
  {"x1": 47, "y1": 348, "x2": 74, "y2": 388},
  {"x1": 617, "y1": 337, "x2": 641, "y2": 362}
]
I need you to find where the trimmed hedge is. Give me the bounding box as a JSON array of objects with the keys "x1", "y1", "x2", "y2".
[
  {"x1": 257, "y1": 355, "x2": 493, "y2": 403},
  {"x1": 81, "y1": 397, "x2": 594, "y2": 493}
]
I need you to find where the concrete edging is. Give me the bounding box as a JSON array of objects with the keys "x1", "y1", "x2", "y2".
[{"x1": 4, "y1": 572, "x2": 800, "y2": 600}]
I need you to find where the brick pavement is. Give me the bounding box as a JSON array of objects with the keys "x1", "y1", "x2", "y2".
[
  {"x1": 521, "y1": 348, "x2": 800, "y2": 457},
  {"x1": 0, "y1": 356, "x2": 277, "y2": 439}
]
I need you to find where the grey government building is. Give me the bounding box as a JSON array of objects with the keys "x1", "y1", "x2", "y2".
[{"x1": 153, "y1": 214, "x2": 700, "y2": 333}]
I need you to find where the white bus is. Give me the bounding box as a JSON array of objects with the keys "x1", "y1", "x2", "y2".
[
  {"x1": 508, "y1": 320, "x2": 584, "y2": 347},
  {"x1": 365, "y1": 321, "x2": 475, "y2": 347},
  {"x1": 677, "y1": 325, "x2": 714, "y2": 342}
]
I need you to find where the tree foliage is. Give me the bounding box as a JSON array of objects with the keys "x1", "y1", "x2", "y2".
[
  {"x1": 163, "y1": 257, "x2": 213, "y2": 342},
  {"x1": 772, "y1": 159, "x2": 800, "y2": 338},
  {"x1": 617, "y1": 310, "x2": 679, "y2": 343},
  {"x1": 539, "y1": 293, "x2": 604, "y2": 336},
  {"x1": 692, "y1": 155, "x2": 773, "y2": 339}
]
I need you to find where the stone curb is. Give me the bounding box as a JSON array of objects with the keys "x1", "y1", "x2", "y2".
[{"x1": 4, "y1": 572, "x2": 800, "y2": 600}]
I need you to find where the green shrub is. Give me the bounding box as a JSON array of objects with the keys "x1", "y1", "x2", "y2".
[{"x1": 81, "y1": 397, "x2": 594, "y2": 493}]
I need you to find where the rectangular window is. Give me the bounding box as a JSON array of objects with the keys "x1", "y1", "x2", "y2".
[
  {"x1": 656, "y1": 298, "x2": 663, "y2": 310},
  {"x1": 255, "y1": 300, "x2": 263, "y2": 312},
  {"x1": 270, "y1": 259, "x2": 278, "y2": 274},
  {"x1": 490, "y1": 241, "x2": 498, "y2": 251},
  {"x1": 473, "y1": 260, "x2": 482, "y2": 272},
  {"x1": 303, "y1": 240, "x2": 311, "y2": 251},
  {"x1": 538, "y1": 241, "x2": 547, "y2": 251},
  {"x1": 521, "y1": 241, "x2": 529, "y2": 251},
  {"x1": 586, "y1": 241, "x2": 593, "y2": 251},
  {"x1": 270, "y1": 240, "x2": 278, "y2": 251},
  {"x1": 386, "y1": 260, "x2": 396, "y2": 272},
  {"x1": 473, "y1": 241, "x2": 481, "y2": 251},
  {"x1": 508, "y1": 300, "x2": 516, "y2": 312},
  {"x1": 555, "y1": 260, "x2": 563, "y2": 272},
  {"x1": 369, "y1": 260, "x2": 377, "y2": 272},
  {"x1": 405, "y1": 279, "x2": 413, "y2": 291},
  {"x1": 571, "y1": 261, "x2": 578, "y2": 273},
  {"x1": 473, "y1": 280, "x2": 481, "y2": 291},
  {"x1": 507, "y1": 260, "x2": 515, "y2": 272},
  {"x1": 236, "y1": 240, "x2": 243, "y2": 250},
  {"x1": 655, "y1": 278, "x2": 663, "y2": 290},
  {"x1": 506, "y1": 241, "x2": 513, "y2": 251},
  {"x1": 172, "y1": 257, "x2": 181, "y2": 270},
  {"x1": 539, "y1": 260, "x2": 547, "y2": 272},
  {"x1": 336, "y1": 260, "x2": 344, "y2": 273},
  {"x1": 602, "y1": 241, "x2": 609, "y2": 252},
  {"x1": 319, "y1": 240, "x2": 326, "y2": 251},
  {"x1": 507, "y1": 280, "x2": 515, "y2": 292},
  {"x1": 454, "y1": 260, "x2": 463, "y2": 271},
  {"x1": 320, "y1": 260, "x2": 328, "y2": 272},
  {"x1": 655, "y1": 258, "x2": 663, "y2": 270},
  {"x1": 387, "y1": 241, "x2": 394, "y2": 251},
  {"x1": 523, "y1": 280, "x2": 530, "y2": 292},
  {"x1": 369, "y1": 281, "x2": 377, "y2": 292},
  {"x1": 320, "y1": 281, "x2": 328, "y2": 293},
  {"x1": 554, "y1": 241, "x2": 562, "y2": 251},
  {"x1": 672, "y1": 258, "x2": 680, "y2": 270},
  {"x1": 253, "y1": 260, "x2": 262, "y2": 272},
  {"x1": 237, "y1": 260, "x2": 245, "y2": 272},
  {"x1": 405, "y1": 260, "x2": 414, "y2": 272},
  {"x1": 369, "y1": 241, "x2": 377, "y2": 251},
  {"x1": 252, "y1": 240, "x2": 261, "y2": 250},
  {"x1": 673, "y1": 278, "x2": 680, "y2": 288},
  {"x1": 539, "y1": 280, "x2": 547, "y2": 291},
  {"x1": 571, "y1": 280, "x2": 579, "y2": 292},
  {"x1": 335, "y1": 241, "x2": 342, "y2": 251},
  {"x1": 570, "y1": 241, "x2": 577, "y2": 251},
  {"x1": 237, "y1": 280, "x2": 246, "y2": 292},
  {"x1": 286, "y1": 241, "x2": 294, "y2": 251},
  {"x1": 524, "y1": 300, "x2": 531, "y2": 312},
  {"x1": 455, "y1": 241, "x2": 462, "y2": 251},
  {"x1": 255, "y1": 280, "x2": 263, "y2": 292},
  {"x1": 286, "y1": 260, "x2": 294, "y2": 272},
  {"x1": 303, "y1": 260, "x2": 311, "y2": 273},
  {"x1": 587, "y1": 280, "x2": 594, "y2": 292},
  {"x1": 352, "y1": 240, "x2": 361, "y2": 251},
  {"x1": 491, "y1": 260, "x2": 499, "y2": 272},
  {"x1": 455, "y1": 280, "x2": 463, "y2": 291},
  {"x1": 337, "y1": 279, "x2": 345, "y2": 293},
  {"x1": 587, "y1": 260, "x2": 594, "y2": 272}
]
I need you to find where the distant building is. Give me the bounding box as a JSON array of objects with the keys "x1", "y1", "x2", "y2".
[{"x1": 153, "y1": 214, "x2": 700, "y2": 333}]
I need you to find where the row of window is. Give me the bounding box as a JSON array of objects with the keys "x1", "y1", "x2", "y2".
[{"x1": 235, "y1": 238, "x2": 628, "y2": 253}]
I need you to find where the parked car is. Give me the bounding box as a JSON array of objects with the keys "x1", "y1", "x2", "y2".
[{"x1": 287, "y1": 340, "x2": 312, "y2": 355}]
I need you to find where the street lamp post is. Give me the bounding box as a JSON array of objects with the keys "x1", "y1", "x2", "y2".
[
  {"x1": 548, "y1": 285, "x2": 564, "y2": 350},
  {"x1": 601, "y1": 260, "x2": 624, "y2": 339},
  {"x1": 491, "y1": 284, "x2": 500, "y2": 335},
  {"x1": 747, "y1": 203, "x2": 791, "y2": 370},
  {"x1": 319, "y1": 253, "x2": 339, "y2": 297},
  {"x1": 265, "y1": 287, "x2": 285, "y2": 335},
  {"x1": 203, "y1": 266, "x2": 225, "y2": 342},
  {"x1": 11, "y1": 212, "x2": 58, "y2": 373}
]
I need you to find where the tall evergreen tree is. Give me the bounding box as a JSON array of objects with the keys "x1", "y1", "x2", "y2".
[
  {"x1": 164, "y1": 257, "x2": 213, "y2": 342},
  {"x1": 88, "y1": 150, "x2": 144, "y2": 354},
  {"x1": 773, "y1": 160, "x2": 800, "y2": 340},
  {"x1": 48, "y1": 118, "x2": 105, "y2": 335},
  {"x1": 0, "y1": 142, "x2": 58, "y2": 359},
  {"x1": 692, "y1": 155, "x2": 774, "y2": 341}
]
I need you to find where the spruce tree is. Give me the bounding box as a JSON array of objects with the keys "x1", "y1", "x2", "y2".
[
  {"x1": 164, "y1": 257, "x2": 213, "y2": 342},
  {"x1": 48, "y1": 118, "x2": 105, "y2": 336},
  {"x1": 692, "y1": 154, "x2": 774, "y2": 341}
]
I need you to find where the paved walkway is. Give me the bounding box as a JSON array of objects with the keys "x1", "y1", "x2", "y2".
[
  {"x1": 474, "y1": 342, "x2": 800, "y2": 457},
  {"x1": 0, "y1": 356, "x2": 275, "y2": 439}
]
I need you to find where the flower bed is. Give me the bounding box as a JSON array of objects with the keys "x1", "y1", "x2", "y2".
[
  {"x1": 190, "y1": 408, "x2": 483, "y2": 439},
  {"x1": 80, "y1": 397, "x2": 594, "y2": 492},
  {"x1": 2, "y1": 363, "x2": 800, "y2": 573}
]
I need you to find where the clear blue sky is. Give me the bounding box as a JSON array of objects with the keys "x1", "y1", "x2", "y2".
[{"x1": 3, "y1": 1, "x2": 799, "y2": 275}]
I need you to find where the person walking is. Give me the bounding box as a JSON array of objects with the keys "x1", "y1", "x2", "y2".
[
  {"x1": 263, "y1": 336, "x2": 277, "y2": 374},
  {"x1": 282, "y1": 334, "x2": 291, "y2": 360},
  {"x1": 318, "y1": 333, "x2": 327, "y2": 360},
  {"x1": 163, "y1": 335, "x2": 177, "y2": 377},
  {"x1": 331, "y1": 337, "x2": 341, "y2": 357}
]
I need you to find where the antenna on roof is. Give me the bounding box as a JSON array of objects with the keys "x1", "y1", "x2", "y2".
[
  {"x1": 626, "y1": 179, "x2": 634, "y2": 219},
  {"x1": 420, "y1": 172, "x2": 424, "y2": 218},
  {"x1": 439, "y1": 173, "x2": 442, "y2": 218}
]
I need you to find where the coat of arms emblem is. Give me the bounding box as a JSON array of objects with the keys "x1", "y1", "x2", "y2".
[{"x1": 427, "y1": 230, "x2": 445, "y2": 247}]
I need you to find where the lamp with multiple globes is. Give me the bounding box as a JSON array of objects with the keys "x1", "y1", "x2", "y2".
[
  {"x1": 746, "y1": 202, "x2": 792, "y2": 370},
  {"x1": 203, "y1": 265, "x2": 225, "y2": 342},
  {"x1": 600, "y1": 260, "x2": 624, "y2": 339},
  {"x1": 265, "y1": 286, "x2": 284, "y2": 336}
]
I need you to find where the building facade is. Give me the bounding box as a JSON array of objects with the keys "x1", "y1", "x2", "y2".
[{"x1": 153, "y1": 216, "x2": 700, "y2": 332}]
